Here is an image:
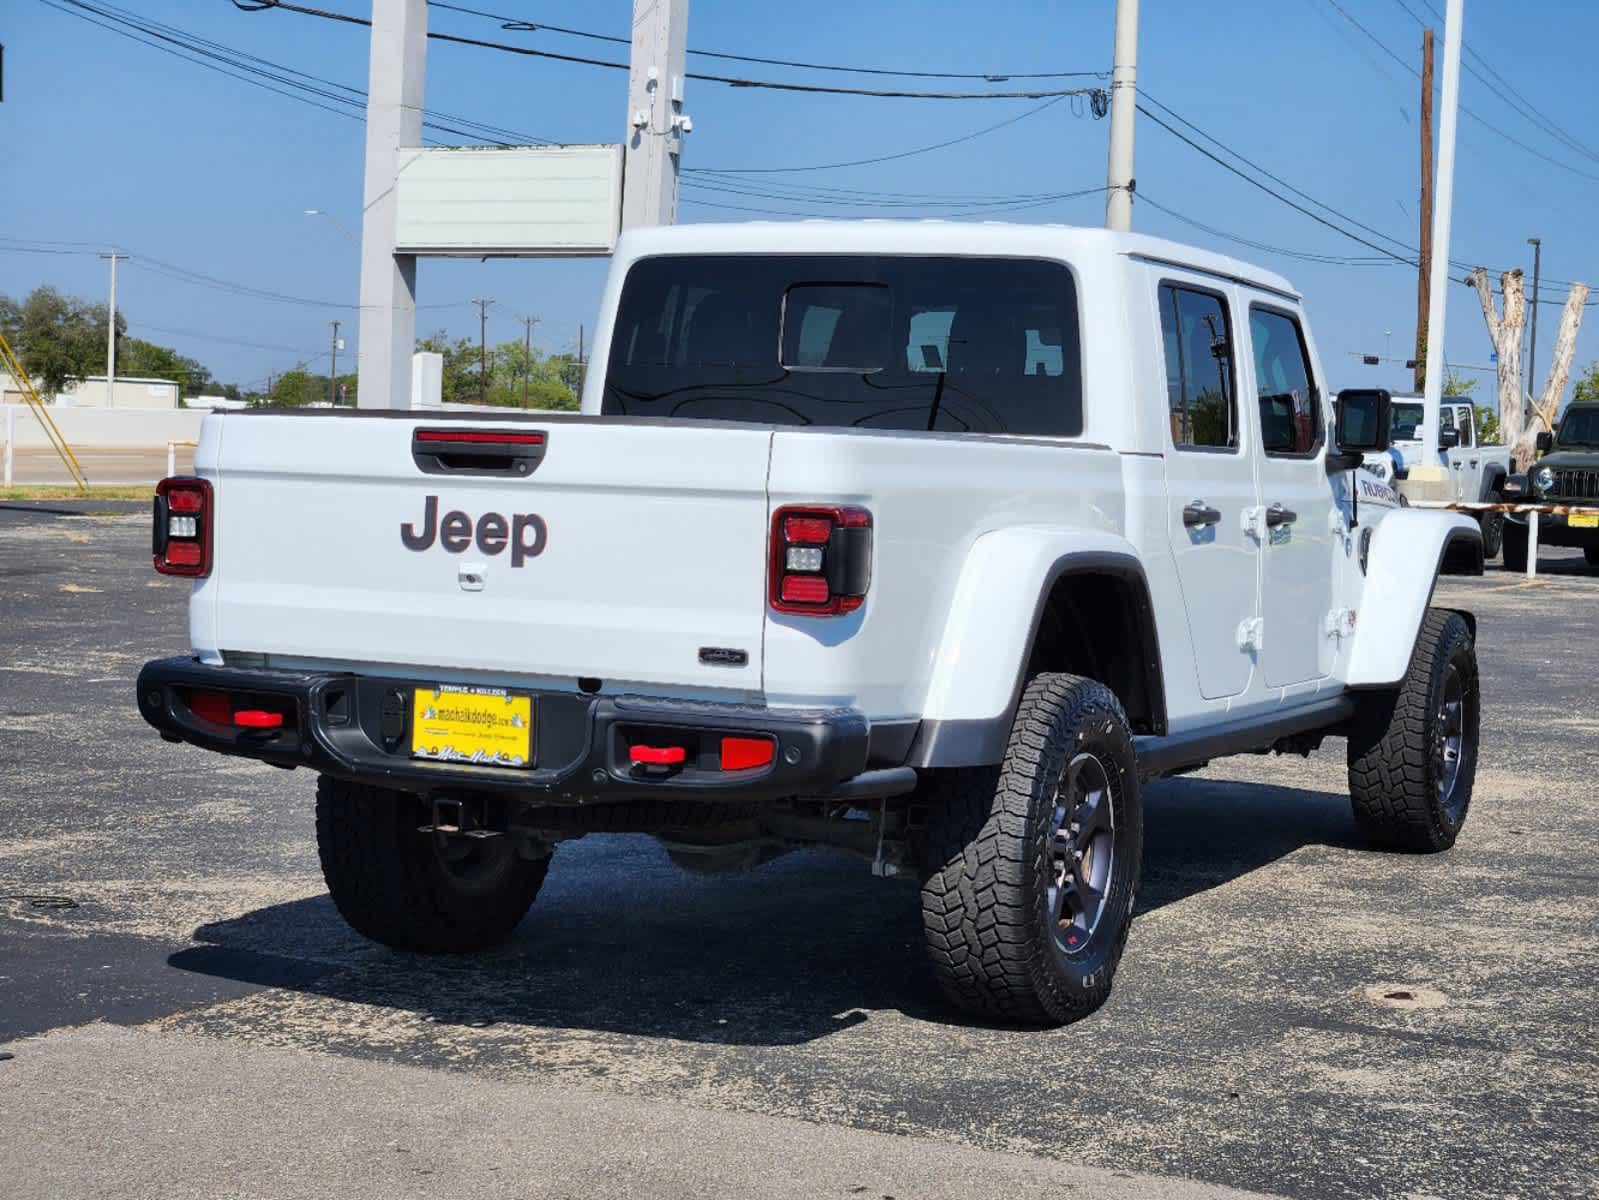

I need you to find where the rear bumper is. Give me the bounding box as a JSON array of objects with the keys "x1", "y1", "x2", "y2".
[{"x1": 136, "y1": 657, "x2": 904, "y2": 804}]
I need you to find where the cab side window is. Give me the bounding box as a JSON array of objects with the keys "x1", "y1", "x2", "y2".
[
  {"x1": 1157, "y1": 283, "x2": 1237, "y2": 450},
  {"x1": 1249, "y1": 307, "x2": 1322, "y2": 456}
]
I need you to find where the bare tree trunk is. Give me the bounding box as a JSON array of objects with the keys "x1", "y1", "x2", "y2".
[
  {"x1": 1469, "y1": 268, "x2": 1527, "y2": 455},
  {"x1": 1514, "y1": 282, "x2": 1592, "y2": 465}
]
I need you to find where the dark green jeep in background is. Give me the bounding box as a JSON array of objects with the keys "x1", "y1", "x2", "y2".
[{"x1": 1505, "y1": 401, "x2": 1599, "y2": 571}]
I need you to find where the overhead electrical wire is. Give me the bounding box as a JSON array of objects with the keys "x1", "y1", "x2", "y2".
[
  {"x1": 1320, "y1": 0, "x2": 1599, "y2": 184},
  {"x1": 429, "y1": 0, "x2": 1105, "y2": 82},
  {"x1": 234, "y1": 0, "x2": 1109, "y2": 102}
]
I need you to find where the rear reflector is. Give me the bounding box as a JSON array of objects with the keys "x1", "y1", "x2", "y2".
[
  {"x1": 630, "y1": 744, "x2": 686, "y2": 766},
  {"x1": 187, "y1": 689, "x2": 232, "y2": 725},
  {"x1": 153, "y1": 477, "x2": 213, "y2": 578},
  {"x1": 720, "y1": 736, "x2": 774, "y2": 771},
  {"x1": 233, "y1": 710, "x2": 285, "y2": 730}
]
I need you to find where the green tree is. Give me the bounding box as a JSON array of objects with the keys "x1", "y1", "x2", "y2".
[
  {"x1": 1571, "y1": 360, "x2": 1599, "y2": 407},
  {"x1": 120, "y1": 338, "x2": 213, "y2": 395},
  {"x1": 0, "y1": 286, "x2": 120, "y2": 395}
]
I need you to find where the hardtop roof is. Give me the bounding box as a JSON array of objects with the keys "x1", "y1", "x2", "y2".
[{"x1": 615, "y1": 220, "x2": 1300, "y2": 301}]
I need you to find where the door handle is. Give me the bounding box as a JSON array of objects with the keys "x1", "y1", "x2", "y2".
[
  {"x1": 1265, "y1": 503, "x2": 1298, "y2": 528},
  {"x1": 1182, "y1": 501, "x2": 1222, "y2": 528}
]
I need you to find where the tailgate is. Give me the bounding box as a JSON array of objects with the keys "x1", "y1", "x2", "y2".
[{"x1": 206, "y1": 415, "x2": 773, "y2": 692}]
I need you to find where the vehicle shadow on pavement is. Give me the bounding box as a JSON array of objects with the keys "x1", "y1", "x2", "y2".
[{"x1": 168, "y1": 778, "x2": 1359, "y2": 1043}]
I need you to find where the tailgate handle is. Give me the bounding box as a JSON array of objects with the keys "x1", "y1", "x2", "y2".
[{"x1": 412, "y1": 428, "x2": 548, "y2": 478}]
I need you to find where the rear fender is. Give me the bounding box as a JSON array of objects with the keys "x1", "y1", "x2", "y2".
[
  {"x1": 912, "y1": 528, "x2": 1158, "y2": 767},
  {"x1": 1345, "y1": 510, "x2": 1481, "y2": 687}
]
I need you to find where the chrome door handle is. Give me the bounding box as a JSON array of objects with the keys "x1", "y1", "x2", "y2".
[
  {"x1": 1182, "y1": 501, "x2": 1222, "y2": 528},
  {"x1": 1265, "y1": 503, "x2": 1298, "y2": 527}
]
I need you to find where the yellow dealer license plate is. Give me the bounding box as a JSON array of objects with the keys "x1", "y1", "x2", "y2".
[
  {"x1": 1569, "y1": 512, "x2": 1599, "y2": 528},
  {"x1": 411, "y1": 686, "x2": 533, "y2": 768}
]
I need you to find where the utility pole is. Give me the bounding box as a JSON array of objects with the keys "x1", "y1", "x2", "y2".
[
  {"x1": 622, "y1": 0, "x2": 691, "y2": 229},
  {"x1": 329, "y1": 320, "x2": 342, "y2": 406},
  {"x1": 519, "y1": 314, "x2": 539, "y2": 406},
  {"x1": 578, "y1": 323, "x2": 586, "y2": 399},
  {"x1": 1527, "y1": 237, "x2": 1542, "y2": 403},
  {"x1": 1103, "y1": 0, "x2": 1140, "y2": 232},
  {"x1": 357, "y1": 0, "x2": 427, "y2": 409},
  {"x1": 474, "y1": 298, "x2": 494, "y2": 404},
  {"x1": 1415, "y1": 27, "x2": 1434, "y2": 393},
  {"x1": 1417, "y1": 0, "x2": 1464, "y2": 478},
  {"x1": 99, "y1": 253, "x2": 125, "y2": 405}
]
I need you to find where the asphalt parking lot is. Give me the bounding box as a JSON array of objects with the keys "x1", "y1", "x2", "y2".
[{"x1": 2, "y1": 503, "x2": 1595, "y2": 1200}]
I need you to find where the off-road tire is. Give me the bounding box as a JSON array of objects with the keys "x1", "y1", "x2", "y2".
[
  {"x1": 1478, "y1": 511, "x2": 1503, "y2": 560},
  {"x1": 918, "y1": 675, "x2": 1142, "y2": 1026},
  {"x1": 1347, "y1": 609, "x2": 1479, "y2": 852},
  {"x1": 1501, "y1": 519, "x2": 1529, "y2": 572},
  {"x1": 1584, "y1": 545, "x2": 1599, "y2": 568},
  {"x1": 316, "y1": 776, "x2": 550, "y2": 952}
]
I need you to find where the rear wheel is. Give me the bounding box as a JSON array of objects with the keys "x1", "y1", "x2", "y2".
[
  {"x1": 918, "y1": 675, "x2": 1141, "y2": 1026},
  {"x1": 1584, "y1": 545, "x2": 1599, "y2": 568},
  {"x1": 1347, "y1": 610, "x2": 1479, "y2": 852},
  {"x1": 315, "y1": 776, "x2": 550, "y2": 952},
  {"x1": 1501, "y1": 519, "x2": 1529, "y2": 572},
  {"x1": 1478, "y1": 511, "x2": 1504, "y2": 560}
]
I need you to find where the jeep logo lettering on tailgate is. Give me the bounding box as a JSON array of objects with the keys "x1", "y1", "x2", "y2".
[{"x1": 401, "y1": 496, "x2": 547, "y2": 566}]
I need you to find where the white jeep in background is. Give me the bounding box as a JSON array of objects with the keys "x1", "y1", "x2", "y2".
[
  {"x1": 139, "y1": 222, "x2": 1485, "y2": 1026},
  {"x1": 1362, "y1": 394, "x2": 1512, "y2": 558}
]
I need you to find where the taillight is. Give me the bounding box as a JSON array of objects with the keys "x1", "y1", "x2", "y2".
[
  {"x1": 153, "y1": 477, "x2": 213, "y2": 578},
  {"x1": 769, "y1": 504, "x2": 872, "y2": 616}
]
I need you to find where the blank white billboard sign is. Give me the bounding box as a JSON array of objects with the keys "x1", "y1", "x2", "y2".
[{"x1": 394, "y1": 144, "x2": 624, "y2": 257}]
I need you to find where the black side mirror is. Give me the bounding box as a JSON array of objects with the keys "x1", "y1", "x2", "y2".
[
  {"x1": 1536, "y1": 431, "x2": 1554, "y2": 454},
  {"x1": 1335, "y1": 388, "x2": 1392, "y2": 453},
  {"x1": 1439, "y1": 427, "x2": 1460, "y2": 450}
]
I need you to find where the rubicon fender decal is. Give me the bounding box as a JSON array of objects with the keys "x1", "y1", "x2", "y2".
[{"x1": 400, "y1": 495, "x2": 548, "y2": 567}]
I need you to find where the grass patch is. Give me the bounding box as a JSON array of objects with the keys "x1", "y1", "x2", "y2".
[{"x1": 1, "y1": 484, "x2": 152, "y2": 501}]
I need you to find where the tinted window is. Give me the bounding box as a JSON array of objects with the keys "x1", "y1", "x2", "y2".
[
  {"x1": 604, "y1": 255, "x2": 1083, "y2": 435},
  {"x1": 1560, "y1": 407, "x2": 1599, "y2": 446},
  {"x1": 1391, "y1": 401, "x2": 1423, "y2": 439},
  {"x1": 1250, "y1": 307, "x2": 1322, "y2": 456},
  {"x1": 1157, "y1": 284, "x2": 1236, "y2": 449}
]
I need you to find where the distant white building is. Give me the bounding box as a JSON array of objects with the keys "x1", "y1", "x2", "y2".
[{"x1": 0, "y1": 371, "x2": 180, "y2": 410}]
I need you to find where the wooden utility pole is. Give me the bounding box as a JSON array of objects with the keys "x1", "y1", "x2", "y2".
[
  {"x1": 473, "y1": 298, "x2": 493, "y2": 404},
  {"x1": 520, "y1": 314, "x2": 539, "y2": 407},
  {"x1": 1415, "y1": 28, "x2": 1434, "y2": 392}
]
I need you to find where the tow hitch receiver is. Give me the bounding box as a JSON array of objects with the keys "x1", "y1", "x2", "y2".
[{"x1": 418, "y1": 795, "x2": 502, "y2": 839}]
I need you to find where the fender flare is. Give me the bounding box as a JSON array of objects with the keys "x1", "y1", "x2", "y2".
[
  {"x1": 1478, "y1": 463, "x2": 1508, "y2": 501},
  {"x1": 1345, "y1": 510, "x2": 1481, "y2": 688},
  {"x1": 910, "y1": 528, "x2": 1165, "y2": 768}
]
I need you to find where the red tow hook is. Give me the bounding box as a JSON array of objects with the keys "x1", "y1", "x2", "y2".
[
  {"x1": 233, "y1": 710, "x2": 285, "y2": 730},
  {"x1": 629, "y1": 744, "x2": 686, "y2": 767}
]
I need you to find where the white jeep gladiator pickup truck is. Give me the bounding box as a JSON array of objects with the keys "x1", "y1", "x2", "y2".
[{"x1": 138, "y1": 222, "x2": 1485, "y2": 1026}]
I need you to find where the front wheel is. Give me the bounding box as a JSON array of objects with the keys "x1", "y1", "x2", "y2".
[
  {"x1": 918, "y1": 675, "x2": 1142, "y2": 1026},
  {"x1": 1478, "y1": 510, "x2": 1504, "y2": 560},
  {"x1": 1347, "y1": 609, "x2": 1479, "y2": 852},
  {"x1": 316, "y1": 776, "x2": 550, "y2": 953}
]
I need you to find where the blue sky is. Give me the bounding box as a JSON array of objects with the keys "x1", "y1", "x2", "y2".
[{"x1": 5, "y1": 0, "x2": 1599, "y2": 402}]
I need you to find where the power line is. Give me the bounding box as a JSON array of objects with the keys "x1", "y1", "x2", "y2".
[
  {"x1": 1319, "y1": 0, "x2": 1599, "y2": 184},
  {"x1": 430, "y1": 1, "x2": 1106, "y2": 81},
  {"x1": 237, "y1": 1, "x2": 1109, "y2": 102}
]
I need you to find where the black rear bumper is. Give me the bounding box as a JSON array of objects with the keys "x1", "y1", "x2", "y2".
[{"x1": 136, "y1": 657, "x2": 909, "y2": 804}]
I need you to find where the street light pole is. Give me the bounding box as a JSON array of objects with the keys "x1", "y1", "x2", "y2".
[
  {"x1": 98, "y1": 253, "x2": 125, "y2": 405},
  {"x1": 1417, "y1": 0, "x2": 1464, "y2": 477},
  {"x1": 1526, "y1": 237, "x2": 1542, "y2": 404},
  {"x1": 304, "y1": 209, "x2": 359, "y2": 245}
]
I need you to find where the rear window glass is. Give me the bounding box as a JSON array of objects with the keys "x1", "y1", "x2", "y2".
[{"x1": 603, "y1": 255, "x2": 1083, "y2": 435}]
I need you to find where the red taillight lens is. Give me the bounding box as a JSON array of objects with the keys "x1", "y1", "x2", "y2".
[
  {"x1": 154, "y1": 476, "x2": 213, "y2": 578},
  {"x1": 630, "y1": 744, "x2": 687, "y2": 766},
  {"x1": 720, "y1": 736, "x2": 775, "y2": 771},
  {"x1": 186, "y1": 689, "x2": 232, "y2": 725},
  {"x1": 769, "y1": 505, "x2": 872, "y2": 617}
]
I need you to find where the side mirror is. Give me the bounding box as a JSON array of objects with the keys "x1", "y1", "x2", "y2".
[
  {"x1": 1439, "y1": 427, "x2": 1460, "y2": 450},
  {"x1": 1335, "y1": 388, "x2": 1392, "y2": 453},
  {"x1": 1536, "y1": 431, "x2": 1554, "y2": 454}
]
